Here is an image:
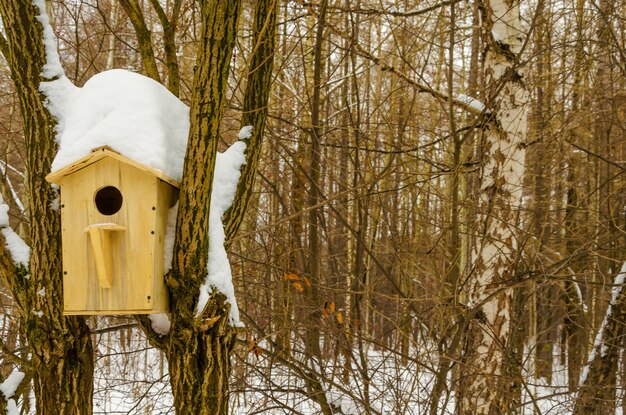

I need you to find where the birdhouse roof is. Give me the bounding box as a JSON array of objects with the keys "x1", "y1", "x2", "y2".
[{"x1": 46, "y1": 146, "x2": 180, "y2": 188}]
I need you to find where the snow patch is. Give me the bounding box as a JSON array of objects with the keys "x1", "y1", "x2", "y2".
[
  {"x1": 196, "y1": 141, "x2": 247, "y2": 326},
  {"x1": 0, "y1": 371, "x2": 24, "y2": 400},
  {"x1": 0, "y1": 196, "x2": 30, "y2": 268},
  {"x1": 0, "y1": 229, "x2": 30, "y2": 268},
  {"x1": 238, "y1": 125, "x2": 253, "y2": 140},
  {"x1": 6, "y1": 399, "x2": 19, "y2": 415},
  {"x1": 0, "y1": 203, "x2": 8, "y2": 226},
  {"x1": 39, "y1": 77, "x2": 79, "y2": 137},
  {"x1": 33, "y1": 0, "x2": 79, "y2": 136},
  {"x1": 50, "y1": 70, "x2": 190, "y2": 182},
  {"x1": 456, "y1": 93, "x2": 485, "y2": 112},
  {"x1": 147, "y1": 314, "x2": 171, "y2": 336},
  {"x1": 32, "y1": 0, "x2": 64, "y2": 79}
]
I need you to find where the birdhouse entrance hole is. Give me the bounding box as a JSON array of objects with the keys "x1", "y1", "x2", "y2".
[{"x1": 95, "y1": 186, "x2": 123, "y2": 215}]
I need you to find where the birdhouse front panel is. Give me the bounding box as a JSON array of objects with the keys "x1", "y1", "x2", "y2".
[{"x1": 57, "y1": 155, "x2": 171, "y2": 314}]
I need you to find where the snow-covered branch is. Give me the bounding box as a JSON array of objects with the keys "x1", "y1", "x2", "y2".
[
  {"x1": 0, "y1": 370, "x2": 25, "y2": 415},
  {"x1": 0, "y1": 162, "x2": 25, "y2": 215},
  {"x1": 32, "y1": 0, "x2": 78, "y2": 137},
  {"x1": 579, "y1": 261, "x2": 626, "y2": 385},
  {"x1": 0, "y1": 196, "x2": 29, "y2": 269}
]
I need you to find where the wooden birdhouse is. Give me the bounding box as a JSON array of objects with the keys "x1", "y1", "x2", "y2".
[{"x1": 46, "y1": 146, "x2": 179, "y2": 315}]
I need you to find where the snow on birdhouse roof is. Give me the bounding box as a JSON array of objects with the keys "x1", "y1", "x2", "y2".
[
  {"x1": 49, "y1": 69, "x2": 189, "y2": 182},
  {"x1": 46, "y1": 146, "x2": 180, "y2": 188}
]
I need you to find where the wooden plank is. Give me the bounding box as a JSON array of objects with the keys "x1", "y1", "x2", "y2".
[
  {"x1": 152, "y1": 180, "x2": 175, "y2": 311},
  {"x1": 62, "y1": 173, "x2": 94, "y2": 312},
  {"x1": 63, "y1": 308, "x2": 168, "y2": 316},
  {"x1": 116, "y1": 160, "x2": 157, "y2": 311}
]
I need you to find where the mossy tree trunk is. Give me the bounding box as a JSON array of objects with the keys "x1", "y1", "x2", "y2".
[
  {"x1": 162, "y1": 0, "x2": 241, "y2": 412},
  {"x1": 156, "y1": 0, "x2": 277, "y2": 412},
  {"x1": 224, "y1": 0, "x2": 278, "y2": 241},
  {"x1": 0, "y1": 1, "x2": 94, "y2": 414}
]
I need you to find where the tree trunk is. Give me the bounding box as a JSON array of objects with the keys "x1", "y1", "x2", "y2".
[
  {"x1": 224, "y1": 0, "x2": 278, "y2": 241},
  {"x1": 118, "y1": 0, "x2": 162, "y2": 83},
  {"x1": 458, "y1": 0, "x2": 528, "y2": 413},
  {"x1": 167, "y1": 292, "x2": 235, "y2": 414},
  {"x1": 0, "y1": 1, "x2": 95, "y2": 414},
  {"x1": 164, "y1": 0, "x2": 241, "y2": 412},
  {"x1": 301, "y1": 2, "x2": 335, "y2": 414},
  {"x1": 574, "y1": 265, "x2": 626, "y2": 415}
]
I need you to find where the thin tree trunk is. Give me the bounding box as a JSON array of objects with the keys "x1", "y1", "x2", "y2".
[
  {"x1": 118, "y1": 0, "x2": 161, "y2": 83},
  {"x1": 225, "y1": 0, "x2": 279, "y2": 241},
  {"x1": 147, "y1": 0, "x2": 182, "y2": 96},
  {"x1": 303, "y1": 2, "x2": 334, "y2": 413},
  {"x1": 574, "y1": 265, "x2": 626, "y2": 415}
]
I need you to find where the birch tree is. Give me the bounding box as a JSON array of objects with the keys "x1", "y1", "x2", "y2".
[
  {"x1": 458, "y1": 0, "x2": 529, "y2": 412},
  {"x1": 574, "y1": 264, "x2": 626, "y2": 414}
]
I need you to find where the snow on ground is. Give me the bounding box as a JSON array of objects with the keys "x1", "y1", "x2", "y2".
[
  {"x1": 91, "y1": 319, "x2": 173, "y2": 414},
  {"x1": 1, "y1": 311, "x2": 624, "y2": 415}
]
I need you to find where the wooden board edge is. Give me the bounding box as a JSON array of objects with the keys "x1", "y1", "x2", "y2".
[
  {"x1": 46, "y1": 147, "x2": 180, "y2": 189},
  {"x1": 63, "y1": 309, "x2": 170, "y2": 316},
  {"x1": 46, "y1": 151, "x2": 107, "y2": 184}
]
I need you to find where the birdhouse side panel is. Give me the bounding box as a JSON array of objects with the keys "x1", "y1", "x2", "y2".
[{"x1": 150, "y1": 180, "x2": 178, "y2": 311}]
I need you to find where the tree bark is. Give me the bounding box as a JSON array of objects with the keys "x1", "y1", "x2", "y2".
[
  {"x1": 133, "y1": 9, "x2": 280, "y2": 410},
  {"x1": 147, "y1": 0, "x2": 182, "y2": 96},
  {"x1": 161, "y1": 0, "x2": 241, "y2": 412},
  {"x1": 574, "y1": 267, "x2": 626, "y2": 415},
  {"x1": 458, "y1": 0, "x2": 529, "y2": 413},
  {"x1": 118, "y1": 0, "x2": 162, "y2": 83},
  {"x1": 224, "y1": 0, "x2": 279, "y2": 241},
  {"x1": 0, "y1": 1, "x2": 94, "y2": 414},
  {"x1": 301, "y1": 2, "x2": 336, "y2": 414}
]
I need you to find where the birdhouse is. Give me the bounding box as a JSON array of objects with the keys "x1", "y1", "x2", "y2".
[{"x1": 46, "y1": 146, "x2": 179, "y2": 315}]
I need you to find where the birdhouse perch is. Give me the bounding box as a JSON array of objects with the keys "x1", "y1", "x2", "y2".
[{"x1": 46, "y1": 146, "x2": 178, "y2": 315}]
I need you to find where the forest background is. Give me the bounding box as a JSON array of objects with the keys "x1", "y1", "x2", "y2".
[{"x1": 0, "y1": 0, "x2": 625, "y2": 414}]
